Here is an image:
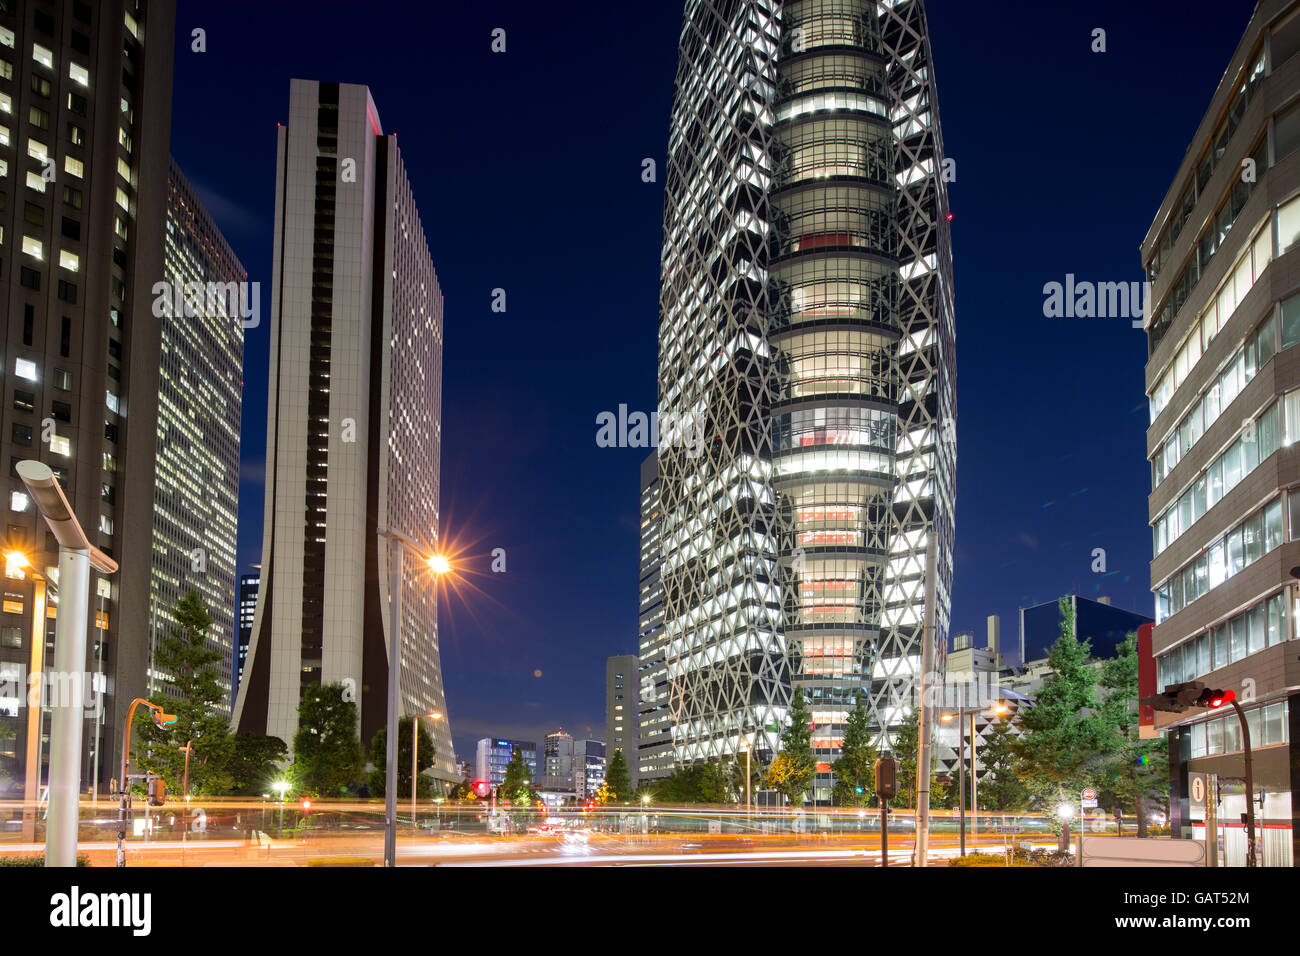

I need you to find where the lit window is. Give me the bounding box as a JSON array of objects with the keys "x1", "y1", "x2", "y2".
[
  {"x1": 0, "y1": 159, "x2": 7, "y2": 178},
  {"x1": 32, "y1": 44, "x2": 53, "y2": 70},
  {"x1": 105, "y1": 391, "x2": 120, "y2": 414},
  {"x1": 21, "y1": 235, "x2": 42, "y2": 259},
  {"x1": 125, "y1": 12, "x2": 140, "y2": 42},
  {"x1": 15, "y1": 358, "x2": 37, "y2": 381},
  {"x1": 59, "y1": 250, "x2": 78, "y2": 272},
  {"x1": 9, "y1": 492, "x2": 29, "y2": 513},
  {"x1": 3, "y1": 594, "x2": 23, "y2": 615},
  {"x1": 64, "y1": 156, "x2": 83, "y2": 178},
  {"x1": 98, "y1": 515, "x2": 112, "y2": 535},
  {"x1": 0, "y1": 27, "x2": 14, "y2": 49},
  {"x1": 117, "y1": 157, "x2": 131, "y2": 182},
  {"x1": 102, "y1": 452, "x2": 116, "y2": 473},
  {"x1": 25, "y1": 171, "x2": 45, "y2": 193},
  {"x1": 26, "y1": 139, "x2": 46, "y2": 162},
  {"x1": 69, "y1": 62, "x2": 89, "y2": 87},
  {"x1": 0, "y1": 124, "x2": 8, "y2": 146},
  {"x1": 0, "y1": 91, "x2": 9, "y2": 114},
  {"x1": 115, "y1": 187, "x2": 129, "y2": 211},
  {"x1": 50, "y1": 435, "x2": 70, "y2": 457}
]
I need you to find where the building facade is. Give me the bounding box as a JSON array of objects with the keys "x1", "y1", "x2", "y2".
[
  {"x1": 234, "y1": 568, "x2": 258, "y2": 695},
  {"x1": 605, "y1": 654, "x2": 637, "y2": 787},
  {"x1": 635, "y1": 452, "x2": 673, "y2": 783},
  {"x1": 1143, "y1": 0, "x2": 1300, "y2": 867},
  {"x1": 231, "y1": 80, "x2": 454, "y2": 782},
  {"x1": 655, "y1": 0, "x2": 956, "y2": 802},
  {"x1": 152, "y1": 157, "x2": 243, "y2": 714},
  {"x1": 0, "y1": 0, "x2": 176, "y2": 793},
  {"x1": 574, "y1": 738, "x2": 605, "y2": 800},
  {"x1": 474, "y1": 737, "x2": 537, "y2": 787},
  {"x1": 1019, "y1": 595, "x2": 1153, "y2": 666}
]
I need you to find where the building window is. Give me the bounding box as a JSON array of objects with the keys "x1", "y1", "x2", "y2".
[
  {"x1": 25, "y1": 171, "x2": 45, "y2": 193},
  {"x1": 64, "y1": 156, "x2": 83, "y2": 179},
  {"x1": 59, "y1": 250, "x2": 78, "y2": 272},
  {"x1": 51, "y1": 400, "x2": 70, "y2": 423},
  {"x1": 21, "y1": 236, "x2": 41, "y2": 259},
  {"x1": 0, "y1": 91, "x2": 9, "y2": 113},
  {"x1": 57, "y1": 280, "x2": 76, "y2": 304},
  {"x1": 27, "y1": 106, "x2": 49, "y2": 131},
  {"x1": 106, "y1": 391, "x2": 119, "y2": 415},
  {"x1": 11, "y1": 423, "x2": 31, "y2": 446},
  {"x1": 12, "y1": 390, "x2": 33, "y2": 414},
  {"x1": 66, "y1": 92, "x2": 86, "y2": 116},
  {"x1": 62, "y1": 185, "x2": 82, "y2": 209},
  {"x1": 18, "y1": 267, "x2": 39, "y2": 290},
  {"x1": 9, "y1": 491, "x2": 28, "y2": 513},
  {"x1": 31, "y1": 44, "x2": 52, "y2": 70},
  {"x1": 69, "y1": 63, "x2": 89, "y2": 87},
  {"x1": 98, "y1": 515, "x2": 112, "y2": 535},
  {"x1": 29, "y1": 75, "x2": 50, "y2": 98},
  {"x1": 14, "y1": 358, "x2": 36, "y2": 382},
  {"x1": 49, "y1": 435, "x2": 69, "y2": 457},
  {"x1": 53, "y1": 369, "x2": 71, "y2": 391}
]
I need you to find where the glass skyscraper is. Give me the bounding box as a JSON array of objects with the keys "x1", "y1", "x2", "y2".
[{"x1": 656, "y1": 0, "x2": 955, "y2": 802}]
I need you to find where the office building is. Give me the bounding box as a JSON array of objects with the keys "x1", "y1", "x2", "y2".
[
  {"x1": 1142, "y1": 0, "x2": 1300, "y2": 866},
  {"x1": 0, "y1": 0, "x2": 177, "y2": 792},
  {"x1": 474, "y1": 737, "x2": 537, "y2": 787},
  {"x1": 656, "y1": 0, "x2": 956, "y2": 802},
  {"x1": 574, "y1": 738, "x2": 605, "y2": 800},
  {"x1": 635, "y1": 452, "x2": 672, "y2": 784},
  {"x1": 542, "y1": 728, "x2": 573, "y2": 791},
  {"x1": 232, "y1": 80, "x2": 454, "y2": 783},
  {"x1": 234, "y1": 569, "x2": 258, "y2": 695},
  {"x1": 606, "y1": 654, "x2": 637, "y2": 787},
  {"x1": 1019, "y1": 595, "x2": 1152, "y2": 666},
  {"x1": 151, "y1": 157, "x2": 243, "y2": 714}
]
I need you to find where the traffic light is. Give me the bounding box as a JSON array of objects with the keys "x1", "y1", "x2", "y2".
[
  {"x1": 1201, "y1": 688, "x2": 1235, "y2": 708},
  {"x1": 472, "y1": 780, "x2": 491, "y2": 799},
  {"x1": 146, "y1": 776, "x2": 166, "y2": 807},
  {"x1": 1140, "y1": 681, "x2": 1234, "y2": 713},
  {"x1": 152, "y1": 710, "x2": 178, "y2": 728},
  {"x1": 874, "y1": 756, "x2": 897, "y2": 801}
]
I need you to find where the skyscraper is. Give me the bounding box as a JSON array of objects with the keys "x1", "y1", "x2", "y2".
[
  {"x1": 0, "y1": 0, "x2": 177, "y2": 792},
  {"x1": 656, "y1": 0, "x2": 956, "y2": 802},
  {"x1": 234, "y1": 568, "x2": 259, "y2": 695},
  {"x1": 635, "y1": 452, "x2": 672, "y2": 783},
  {"x1": 1143, "y1": 0, "x2": 1300, "y2": 868},
  {"x1": 606, "y1": 653, "x2": 637, "y2": 787},
  {"x1": 153, "y1": 157, "x2": 243, "y2": 714},
  {"x1": 232, "y1": 80, "x2": 454, "y2": 783}
]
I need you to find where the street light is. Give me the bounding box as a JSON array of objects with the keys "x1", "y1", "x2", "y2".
[
  {"x1": 377, "y1": 525, "x2": 451, "y2": 867},
  {"x1": 739, "y1": 736, "x2": 751, "y2": 824},
  {"x1": 940, "y1": 691, "x2": 1009, "y2": 855},
  {"x1": 412, "y1": 710, "x2": 443, "y2": 831},
  {"x1": 8, "y1": 550, "x2": 50, "y2": 844},
  {"x1": 15, "y1": 461, "x2": 118, "y2": 868}
]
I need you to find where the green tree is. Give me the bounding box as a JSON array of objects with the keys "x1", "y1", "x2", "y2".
[
  {"x1": 290, "y1": 683, "x2": 363, "y2": 797},
  {"x1": 225, "y1": 734, "x2": 289, "y2": 795},
  {"x1": 891, "y1": 709, "x2": 920, "y2": 808},
  {"x1": 135, "y1": 591, "x2": 233, "y2": 795},
  {"x1": 831, "y1": 695, "x2": 877, "y2": 806},
  {"x1": 728, "y1": 750, "x2": 765, "y2": 804},
  {"x1": 604, "y1": 749, "x2": 634, "y2": 803},
  {"x1": 1010, "y1": 597, "x2": 1115, "y2": 851},
  {"x1": 499, "y1": 748, "x2": 535, "y2": 806},
  {"x1": 767, "y1": 688, "x2": 815, "y2": 806},
  {"x1": 1100, "y1": 633, "x2": 1168, "y2": 837},
  {"x1": 977, "y1": 718, "x2": 1030, "y2": 811},
  {"x1": 366, "y1": 716, "x2": 434, "y2": 798}
]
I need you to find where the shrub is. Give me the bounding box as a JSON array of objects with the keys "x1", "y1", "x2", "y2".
[{"x1": 0, "y1": 854, "x2": 90, "y2": 867}]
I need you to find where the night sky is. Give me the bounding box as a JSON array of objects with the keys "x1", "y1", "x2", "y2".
[{"x1": 167, "y1": 0, "x2": 1254, "y2": 760}]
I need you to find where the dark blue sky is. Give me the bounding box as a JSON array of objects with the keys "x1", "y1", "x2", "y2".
[{"x1": 169, "y1": 0, "x2": 1253, "y2": 759}]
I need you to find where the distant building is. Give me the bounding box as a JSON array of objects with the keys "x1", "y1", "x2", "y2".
[
  {"x1": 606, "y1": 654, "x2": 638, "y2": 787},
  {"x1": 635, "y1": 453, "x2": 672, "y2": 784},
  {"x1": 474, "y1": 738, "x2": 537, "y2": 787},
  {"x1": 1019, "y1": 596, "x2": 1153, "y2": 665},
  {"x1": 574, "y1": 739, "x2": 605, "y2": 800},
  {"x1": 234, "y1": 570, "x2": 259, "y2": 695},
  {"x1": 543, "y1": 729, "x2": 574, "y2": 791}
]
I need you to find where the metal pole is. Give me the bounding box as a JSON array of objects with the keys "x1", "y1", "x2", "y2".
[
  {"x1": 383, "y1": 536, "x2": 403, "y2": 867},
  {"x1": 412, "y1": 716, "x2": 419, "y2": 831},
  {"x1": 22, "y1": 573, "x2": 46, "y2": 843},
  {"x1": 181, "y1": 741, "x2": 192, "y2": 868},
  {"x1": 958, "y1": 688, "x2": 966, "y2": 856},
  {"x1": 914, "y1": 535, "x2": 938, "y2": 866},
  {"x1": 880, "y1": 798, "x2": 888, "y2": 867},
  {"x1": 1228, "y1": 700, "x2": 1257, "y2": 867},
  {"x1": 91, "y1": 585, "x2": 104, "y2": 807},
  {"x1": 45, "y1": 547, "x2": 90, "y2": 867}
]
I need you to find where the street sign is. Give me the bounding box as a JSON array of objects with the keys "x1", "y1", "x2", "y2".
[
  {"x1": 1189, "y1": 772, "x2": 1207, "y2": 814},
  {"x1": 1082, "y1": 787, "x2": 1098, "y2": 808},
  {"x1": 993, "y1": 825, "x2": 1023, "y2": 834}
]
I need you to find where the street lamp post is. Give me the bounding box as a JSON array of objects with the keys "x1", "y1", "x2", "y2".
[
  {"x1": 740, "y1": 736, "x2": 751, "y2": 826},
  {"x1": 16, "y1": 461, "x2": 118, "y2": 868},
  {"x1": 378, "y1": 526, "x2": 449, "y2": 868},
  {"x1": 9, "y1": 552, "x2": 49, "y2": 844},
  {"x1": 1225, "y1": 698, "x2": 1257, "y2": 868},
  {"x1": 941, "y1": 696, "x2": 1009, "y2": 856},
  {"x1": 412, "y1": 710, "x2": 443, "y2": 832}
]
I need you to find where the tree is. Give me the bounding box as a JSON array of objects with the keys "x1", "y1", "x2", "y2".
[
  {"x1": 831, "y1": 695, "x2": 877, "y2": 806},
  {"x1": 499, "y1": 748, "x2": 534, "y2": 806},
  {"x1": 1100, "y1": 633, "x2": 1168, "y2": 836},
  {"x1": 1010, "y1": 597, "x2": 1115, "y2": 851},
  {"x1": 448, "y1": 777, "x2": 476, "y2": 802},
  {"x1": 888, "y1": 708, "x2": 951, "y2": 809},
  {"x1": 290, "y1": 683, "x2": 363, "y2": 797},
  {"x1": 135, "y1": 591, "x2": 233, "y2": 795},
  {"x1": 604, "y1": 749, "x2": 634, "y2": 803},
  {"x1": 767, "y1": 688, "x2": 816, "y2": 806},
  {"x1": 366, "y1": 716, "x2": 434, "y2": 798},
  {"x1": 225, "y1": 734, "x2": 289, "y2": 795},
  {"x1": 594, "y1": 779, "x2": 617, "y2": 805},
  {"x1": 977, "y1": 718, "x2": 1030, "y2": 811}
]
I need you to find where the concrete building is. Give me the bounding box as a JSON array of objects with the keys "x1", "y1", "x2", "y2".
[
  {"x1": 474, "y1": 737, "x2": 537, "y2": 787},
  {"x1": 606, "y1": 654, "x2": 637, "y2": 788},
  {"x1": 151, "y1": 157, "x2": 244, "y2": 714},
  {"x1": 234, "y1": 568, "x2": 258, "y2": 696},
  {"x1": 574, "y1": 738, "x2": 605, "y2": 800},
  {"x1": 542, "y1": 728, "x2": 573, "y2": 791},
  {"x1": 655, "y1": 0, "x2": 957, "y2": 804},
  {"x1": 1141, "y1": 0, "x2": 1300, "y2": 867},
  {"x1": 0, "y1": 0, "x2": 177, "y2": 793},
  {"x1": 232, "y1": 80, "x2": 454, "y2": 782}
]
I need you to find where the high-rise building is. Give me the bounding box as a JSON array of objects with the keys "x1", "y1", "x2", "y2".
[
  {"x1": 655, "y1": 0, "x2": 956, "y2": 802},
  {"x1": 152, "y1": 157, "x2": 243, "y2": 714},
  {"x1": 635, "y1": 452, "x2": 672, "y2": 784},
  {"x1": 1018, "y1": 595, "x2": 1152, "y2": 666},
  {"x1": 573, "y1": 738, "x2": 605, "y2": 800},
  {"x1": 1142, "y1": 0, "x2": 1300, "y2": 868},
  {"x1": 542, "y1": 728, "x2": 574, "y2": 791},
  {"x1": 234, "y1": 569, "x2": 259, "y2": 695},
  {"x1": 232, "y1": 80, "x2": 454, "y2": 783},
  {"x1": 474, "y1": 737, "x2": 538, "y2": 787},
  {"x1": 0, "y1": 0, "x2": 177, "y2": 792},
  {"x1": 605, "y1": 654, "x2": 637, "y2": 787}
]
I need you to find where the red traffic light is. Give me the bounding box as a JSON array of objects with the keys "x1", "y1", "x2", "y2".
[
  {"x1": 472, "y1": 780, "x2": 492, "y2": 799},
  {"x1": 1209, "y1": 688, "x2": 1236, "y2": 708}
]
